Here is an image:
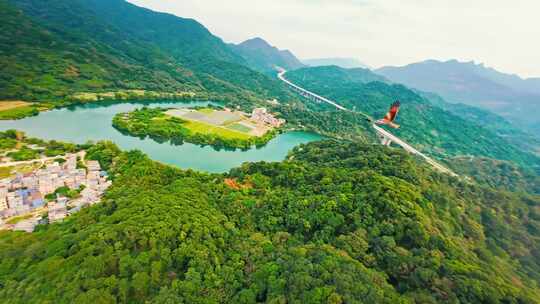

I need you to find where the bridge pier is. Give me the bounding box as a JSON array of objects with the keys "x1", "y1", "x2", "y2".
[{"x1": 379, "y1": 135, "x2": 393, "y2": 146}]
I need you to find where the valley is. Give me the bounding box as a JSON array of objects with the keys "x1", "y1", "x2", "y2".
[{"x1": 0, "y1": 0, "x2": 539, "y2": 303}]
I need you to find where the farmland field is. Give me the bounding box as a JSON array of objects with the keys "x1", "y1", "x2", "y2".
[
  {"x1": 164, "y1": 107, "x2": 260, "y2": 139},
  {"x1": 197, "y1": 108, "x2": 215, "y2": 114},
  {"x1": 183, "y1": 120, "x2": 252, "y2": 140},
  {"x1": 0, "y1": 101, "x2": 39, "y2": 120},
  {"x1": 0, "y1": 101, "x2": 32, "y2": 111},
  {"x1": 227, "y1": 123, "x2": 252, "y2": 133}
]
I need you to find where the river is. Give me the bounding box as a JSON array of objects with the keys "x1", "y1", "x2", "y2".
[{"x1": 0, "y1": 101, "x2": 322, "y2": 172}]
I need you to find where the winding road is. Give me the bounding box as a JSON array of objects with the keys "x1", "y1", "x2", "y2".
[{"x1": 277, "y1": 69, "x2": 457, "y2": 177}]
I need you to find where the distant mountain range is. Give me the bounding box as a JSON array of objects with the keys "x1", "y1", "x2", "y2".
[
  {"x1": 230, "y1": 37, "x2": 305, "y2": 74},
  {"x1": 376, "y1": 60, "x2": 540, "y2": 134},
  {"x1": 286, "y1": 66, "x2": 539, "y2": 165},
  {"x1": 302, "y1": 58, "x2": 369, "y2": 69}
]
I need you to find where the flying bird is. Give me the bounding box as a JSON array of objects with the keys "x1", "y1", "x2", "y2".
[{"x1": 375, "y1": 101, "x2": 401, "y2": 129}]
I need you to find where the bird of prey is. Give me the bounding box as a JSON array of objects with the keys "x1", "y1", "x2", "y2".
[{"x1": 375, "y1": 100, "x2": 401, "y2": 129}]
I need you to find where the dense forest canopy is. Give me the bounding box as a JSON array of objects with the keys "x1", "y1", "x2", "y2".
[
  {"x1": 0, "y1": 141, "x2": 538, "y2": 303},
  {"x1": 446, "y1": 156, "x2": 540, "y2": 194}
]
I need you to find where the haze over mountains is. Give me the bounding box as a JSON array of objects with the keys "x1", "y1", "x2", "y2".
[
  {"x1": 286, "y1": 66, "x2": 539, "y2": 166},
  {"x1": 376, "y1": 60, "x2": 540, "y2": 134},
  {"x1": 302, "y1": 58, "x2": 370, "y2": 69}
]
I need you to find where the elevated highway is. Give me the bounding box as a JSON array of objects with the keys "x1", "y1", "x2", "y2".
[
  {"x1": 278, "y1": 70, "x2": 347, "y2": 111},
  {"x1": 278, "y1": 69, "x2": 457, "y2": 177}
]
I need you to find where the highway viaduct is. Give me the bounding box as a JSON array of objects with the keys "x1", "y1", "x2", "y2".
[{"x1": 277, "y1": 69, "x2": 457, "y2": 177}]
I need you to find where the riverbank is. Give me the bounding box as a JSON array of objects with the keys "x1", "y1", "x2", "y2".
[
  {"x1": 112, "y1": 107, "x2": 280, "y2": 151},
  {"x1": 0, "y1": 101, "x2": 49, "y2": 120},
  {"x1": 0, "y1": 90, "x2": 205, "y2": 121},
  {"x1": 0, "y1": 101, "x2": 322, "y2": 172}
]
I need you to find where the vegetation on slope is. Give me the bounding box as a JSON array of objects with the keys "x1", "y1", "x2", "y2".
[
  {"x1": 1, "y1": 0, "x2": 295, "y2": 111},
  {"x1": 1, "y1": 0, "x2": 378, "y2": 146},
  {"x1": 375, "y1": 59, "x2": 540, "y2": 134},
  {"x1": 447, "y1": 156, "x2": 540, "y2": 194},
  {"x1": 286, "y1": 66, "x2": 540, "y2": 170},
  {"x1": 275, "y1": 101, "x2": 376, "y2": 143},
  {"x1": 112, "y1": 107, "x2": 278, "y2": 151},
  {"x1": 0, "y1": 102, "x2": 42, "y2": 120},
  {"x1": 418, "y1": 90, "x2": 540, "y2": 154},
  {"x1": 0, "y1": 140, "x2": 538, "y2": 303},
  {"x1": 0, "y1": 129, "x2": 90, "y2": 160}
]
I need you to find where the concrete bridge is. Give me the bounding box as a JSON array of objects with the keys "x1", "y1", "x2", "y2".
[
  {"x1": 372, "y1": 125, "x2": 458, "y2": 176},
  {"x1": 278, "y1": 69, "x2": 348, "y2": 111},
  {"x1": 278, "y1": 69, "x2": 457, "y2": 177}
]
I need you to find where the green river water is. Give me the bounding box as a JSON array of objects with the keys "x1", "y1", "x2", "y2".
[{"x1": 0, "y1": 101, "x2": 322, "y2": 172}]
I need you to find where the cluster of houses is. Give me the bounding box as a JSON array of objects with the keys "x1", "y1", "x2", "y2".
[
  {"x1": 0, "y1": 152, "x2": 111, "y2": 232},
  {"x1": 251, "y1": 108, "x2": 286, "y2": 128}
]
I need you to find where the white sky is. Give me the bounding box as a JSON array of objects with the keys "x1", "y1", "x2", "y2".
[{"x1": 128, "y1": 0, "x2": 540, "y2": 78}]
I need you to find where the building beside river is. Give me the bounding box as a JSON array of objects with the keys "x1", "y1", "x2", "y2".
[{"x1": 251, "y1": 108, "x2": 285, "y2": 127}]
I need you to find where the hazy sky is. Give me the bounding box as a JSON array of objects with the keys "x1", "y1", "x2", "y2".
[{"x1": 129, "y1": 0, "x2": 540, "y2": 78}]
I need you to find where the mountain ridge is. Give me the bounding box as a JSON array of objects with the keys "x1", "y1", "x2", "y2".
[
  {"x1": 375, "y1": 59, "x2": 540, "y2": 134},
  {"x1": 230, "y1": 37, "x2": 305, "y2": 73},
  {"x1": 286, "y1": 66, "x2": 540, "y2": 170},
  {"x1": 1, "y1": 0, "x2": 294, "y2": 107},
  {"x1": 303, "y1": 57, "x2": 370, "y2": 69}
]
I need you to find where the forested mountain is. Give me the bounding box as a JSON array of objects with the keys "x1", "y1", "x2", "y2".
[
  {"x1": 0, "y1": 141, "x2": 538, "y2": 303},
  {"x1": 286, "y1": 66, "x2": 540, "y2": 170},
  {"x1": 1, "y1": 0, "x2": 294, "y2": 106},
  {"x1": 303, "y1": 57, "x2": 370, "y2": 69},
  {"x1": 231, "y1": 37, "x2": 305, "y2": 73},
  {"x1": 376, "y1": 60, "x2": 540, "y2": 134},
  {"x1": 447, "y1": 156, "x2": 540, "y2": 194},
  {"x1": 289, "y1": 65, "x2": 387, "y2": 86},
  {"x1": 0, "y1": 0, "x2": 385, "y2": 144},
  {"x1": 417, "y1": 91, "x2": 540, "y2": 155}
]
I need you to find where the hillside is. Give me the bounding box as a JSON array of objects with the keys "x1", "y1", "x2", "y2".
[
  {"x1": 288, "y1": 65, "x2": 387, "y2": 86},
  {"x1": 286, "y1": 66, "x2": 540, "y2": 169},
  {"x1": 417, "y1": 91, "x2": 540, "y2": 155},
  {"x1": 303, "y1": 57, "x2": 369, "y2": 69},
  {"x1": 446, "y1": 156, "x2": 540, "y2": 194},
  {"x1": 0, "y1": 0, "x2": 391, "y2": 144},
  {"x1": 1, "y1": 0, "x2": 294, "y2": 107},
  {"x1": 0, "y1": 140, "x2": 538, "y2": 303},
  {"x1": 231, "y1": 37, "x2": 305, "y2": 73},
  {"x1": 376, "y1": 60, "x2": 540, "y2": 134}
]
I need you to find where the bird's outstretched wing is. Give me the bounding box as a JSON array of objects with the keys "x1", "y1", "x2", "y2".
[
  {"x1": 375, "y1": 101, "x2": 401, "y2": 128},
  {"x1": 384, "y1": 100, "x2": 400, "y2": 122}
]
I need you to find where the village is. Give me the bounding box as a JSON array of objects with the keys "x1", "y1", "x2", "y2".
[{"x1": 0, "y1": 152, "x2": 111, "y2": 232}]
